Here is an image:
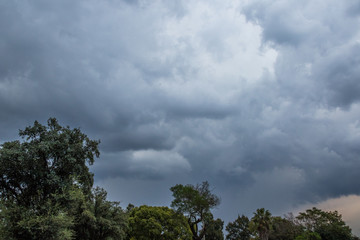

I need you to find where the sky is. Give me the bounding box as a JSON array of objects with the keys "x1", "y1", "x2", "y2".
[{"x1": 1, "y1": 0, "x2": 360, "y2": 234}]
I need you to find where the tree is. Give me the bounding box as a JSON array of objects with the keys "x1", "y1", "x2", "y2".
[
  {"x1": 170, "y1": 181, "x2": 220, "y2": 240},
  {"x1": 127, "y1": 205, "x2": 192, "y2": 240},
  {"x1": 0, "y1": 198, "x2": 74, "y2": 240},
  {"x1": 269, "y1": 216, "x2": 302, "y2": 240},
  {"x1": 250, "y1": 208, "x2": 272, "y2": 240},
  {"x1": 0, "y1": 118, "x2": 127, "y2": 239},
  {"x1": 61, "y1": 185, "x2": 127, "y2": 240},
  {"x1": 0, "y1": 118, "x2": 99, "y2": 206},
  {"x1": 90, "y1": 187, "x2": 128, "y2": 240},
  {"x1": 204, "y1": 215, "x2": 224, "y2": 240},
  {"x1": 296, "y1": 207, "x2": 353, "y2": 240},
  {"x1": 226, "y1": 215, "x2": 251, "y2": 240}
]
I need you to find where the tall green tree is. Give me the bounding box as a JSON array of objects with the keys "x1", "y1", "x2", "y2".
[
  {"x1": 296, "y1": 207, "x2": 353, "y2": 240},
  {"x1": 90, "y1": 187, "x2": 128, "y2": 240},
  {"x1": 250, "y1": 208, "x2": 272, "y2": 240},
  {"x1": 0, "y1": 118, "x2": 127, "y2": 240},
  {"x1": 127, "y1": 205, "x2": 192, "y2": 240},
  {"x1": 0, "y1": 118, "x2": 99, "y2": 206},
  {"x1": 170, "y1": 181, "x2": 220, "y2": 240},
  {"x1": 204, "y1": 215, "x2": 224, "y2": 240},
  {"x1": 226, "y1": 215, "x2": 251, "y2": 240}
]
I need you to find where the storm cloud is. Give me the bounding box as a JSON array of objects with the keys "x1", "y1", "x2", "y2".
[{"x1": 1, "y1": 0, "x2": 360, "y2": 228}]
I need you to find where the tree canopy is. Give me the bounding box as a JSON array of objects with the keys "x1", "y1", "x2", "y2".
[
  {"x1": 0, "y1": 118, "x2": 126, "y2": 240},
  {"x1": 225, "y1": 207, "x2": 359, "y2": 240},
  {"x1": 204, "y1": 215, "x2": 224, "y2": 240},
  {"x1": 0, "y1": 118, "x2": 99, "y2": 206},
  {"x1": 250, "y1": 208, "x2": 272, "y2": 240},
  {"x1": 269, "y1": 216, "x2": 302, "y2": 240},
  {"x1": 296, "y1": 207, "x2": 353, "y2": 240},
  {"x1": 226, "y1": 214, "x2": 251, "y2": 240},
  {"x1": 170, "y1": 181, "x2": 220, "y2": 240},
  {"x1": 127, "y1": 205, "x2": 192, "y2": 240}
]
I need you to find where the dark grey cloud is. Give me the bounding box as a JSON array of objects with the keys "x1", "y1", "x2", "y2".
[
  {"x1": 1, "y1": 0, "x2": 360, "y2": 227},
  {"x1": 243, "y1": 0, "x2": 360, "y2": 108},
  {"x1": 314, "y1": 44, "x2": 360, "y2": 107},
  {"x1": 347, "y1": 0, "x2": 360, "y2": 16}
]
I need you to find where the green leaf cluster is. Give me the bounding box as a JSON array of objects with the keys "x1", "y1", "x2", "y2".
[
  {"x1": 0, "y1": 118, "x2": 127, "y2": 240},
  {"x1": 226, "y1": 207, "x2": 359, "y2": 240},
  {"x1": 249, "y1": 208, "x2": 272, "y2": 240},
  {"x1": 296, "y1": 207, "x2": 353, "y2": 240},
  {"x1": 205, "y1": 216, "x2": 224, "y2": 240},
  {"x1": 127, "y1": 205, "x2": 192, "y2": 240},
  {"x1": 170, "y1": 181, "x2": 220, "y2": 240},
  {"x1": 226, "y1": 215, "x2": 251, "y2": 240}
]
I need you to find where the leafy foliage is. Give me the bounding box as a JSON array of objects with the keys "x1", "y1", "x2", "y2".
[
  {"x1": 127, "y1": 205, "x2": 192, "y2": 240},
  {"x1": 0, "y1": 118, "x2": 99, "y2": 207},
  {"x1": 295, "y1": 231, "x2": 322, "y2": 240},
  {"x1": 296, "y1": 207, "x2": 353, "y2": 240},
  {"x1": 170, "y1": 181, "x2": 220, "y2": 240},
  {"x1": 0, "y1": 199, "x2": 74, "y2": 240},
  {"x1": 269, "y1": 216, "x2": 302, "y2": 240},
  {"x1": 0, "y1": 118, "x2": 127, "y2": 240},
  {"x1": 250, "y1": 208, "x2": 272, "y2": 240},
  {"x1": 204, "y1": 215, "x2": 224, "y2": 240},
  {"x1": 226, "y1": 215, "x2": 251, "y2": 240}
]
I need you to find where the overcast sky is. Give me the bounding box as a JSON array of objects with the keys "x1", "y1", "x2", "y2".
[{"x1": 1, "y1": 0, "x2": 360, "y2": 234}]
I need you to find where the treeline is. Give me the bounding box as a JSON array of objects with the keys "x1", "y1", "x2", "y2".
[{"x1": 0, "y1": 118, "x2": 358, "y2": 240}]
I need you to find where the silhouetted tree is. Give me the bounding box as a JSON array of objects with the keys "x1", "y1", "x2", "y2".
[{"x1": 170, "y1": 181, "x2": 220, "y2": 240}]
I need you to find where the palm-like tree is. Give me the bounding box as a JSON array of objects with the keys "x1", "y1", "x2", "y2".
[{"x1": 251, "y1": 208, "x2": 272, "y2": 240}]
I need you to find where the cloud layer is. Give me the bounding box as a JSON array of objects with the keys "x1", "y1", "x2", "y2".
[{"x1": 1, "y1": 0, "x2": 360, "y2": 226}]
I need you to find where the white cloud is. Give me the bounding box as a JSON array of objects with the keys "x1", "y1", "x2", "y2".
[{"x1": 130, "y1": 149, "x2": 191, "y2": 174}]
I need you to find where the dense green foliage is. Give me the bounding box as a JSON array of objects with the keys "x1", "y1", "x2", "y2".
[
  {"x1": 0, "y1": 118, "x2": 127, "y2": 240},
  {"x1": 295, "y1": 231, "x2": 322, "y2": 240},
  {"x1": 296, "y1": 207, "x2": 353, "y2": 240},
  {"x1": 127, "y1": 205, "x2": 192, "y2": 240},
  {"x1": 225, "y1": 207, "x2": 359, "y2": 240},
  {"x1": 250, "y1": 208, "x2": 272, "y2": 240},
  {"x1": 269, "y1": 216, "x2": 302, "y2": 240},
  {"x1": 204, "y1": 215, "x2": 224, "y2": 240},
  {"x1": 89, "y1": 187, "x2": 128, "y2": 239},
  {"x1": 0, "y1": 119, "x2": 359, "y2": 239},
  {"x1": 170, "y1": 181, "x2": 220, "y2": 240},
  {"x1": 226, "y1": 215, "x2": 251, "y2": 240}
]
